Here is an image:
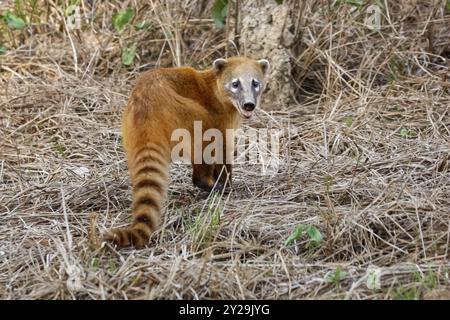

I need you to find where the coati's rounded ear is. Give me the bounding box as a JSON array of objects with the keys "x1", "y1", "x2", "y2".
[
  {"x1": 258, "y1": 59, "x2": 270, "y2": 75},
  {"x1": 213, "y1": 58, "x2": 228, "y2": 72}
]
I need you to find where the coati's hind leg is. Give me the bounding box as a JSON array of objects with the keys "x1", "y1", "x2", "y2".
[{"x1": 104, "y1": 144, "x2": 170, "y2": 248}]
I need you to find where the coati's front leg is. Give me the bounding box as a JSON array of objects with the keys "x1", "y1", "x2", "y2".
[
  {"x1": 214, "y1": 163, "x2": 232, "y2": 189},
  {"x1": 213, "y1": 139, "x2": 233, "y2": 190},
  {"x1": 193, "y1": 163, "x2": 218, "y2": 192},
  {"x1": 193, "y1": 163, "x2": 231, "y2": 192},
  {"x1": 193, "y1": 129, "x2": 234, "y2": 192}
]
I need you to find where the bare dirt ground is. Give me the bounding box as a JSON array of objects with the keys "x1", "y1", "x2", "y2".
[{"x1": 1, "y1": 0, "x2": 449, "y2": 299}]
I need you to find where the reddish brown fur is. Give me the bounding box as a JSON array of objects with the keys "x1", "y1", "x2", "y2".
[{"x1": 104, "y1": 57, "x2": 265, "y2": 248}]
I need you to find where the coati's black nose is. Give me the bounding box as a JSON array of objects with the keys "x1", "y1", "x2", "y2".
[{"x1": 243, "y1": 102, "x2": 256, "y2": 111}]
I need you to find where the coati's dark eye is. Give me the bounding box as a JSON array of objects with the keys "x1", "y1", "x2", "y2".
[
  {"x1": 252, "y1": 79, "x2": 260, "y2": 88},
  {"x1": 231, "y1": 80, "x2": 240, "y2": 89}
]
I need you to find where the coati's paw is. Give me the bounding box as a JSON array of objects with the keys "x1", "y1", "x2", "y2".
[
  {"x1": 212, "y1": 181, "x2": 233, "y2": 193},
  {"x1": 193, "y1": 177, "x2": 229, "y2": 193},
  {"x1": 103, "y1": 227, "x2": 149, "y2": 249},
  {"x1": 193, "y1": 176, "x2": 214, "y2": 192},
  {"x1": 213, "y1": 181, "x2": 225, "y2": 192}
]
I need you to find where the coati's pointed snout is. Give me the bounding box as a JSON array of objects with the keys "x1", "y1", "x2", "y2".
[{"x1": 241, "y1": 102, "x2": 255, "y2": 118}]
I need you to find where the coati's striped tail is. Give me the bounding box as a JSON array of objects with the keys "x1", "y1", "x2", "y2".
[{"x1": 104, "y1": 144, "x2": 170, "y2": 248}]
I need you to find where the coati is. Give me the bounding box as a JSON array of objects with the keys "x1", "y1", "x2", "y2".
[{"x1": 104, "y1": 56, "x2": 270, "y2": 248}]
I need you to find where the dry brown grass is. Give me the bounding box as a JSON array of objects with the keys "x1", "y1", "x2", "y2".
[{"x1": 0, "y1": 0, "x2": 449, "y2": 299}]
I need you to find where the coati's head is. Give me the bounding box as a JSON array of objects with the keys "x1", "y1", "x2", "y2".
[{"x1": 213, "y1": 56, "x2": 270, "y2": 119}]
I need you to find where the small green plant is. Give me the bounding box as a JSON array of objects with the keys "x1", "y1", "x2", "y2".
[
  {"x1": 13, "y1": 0, "x2": 25, "y2": 19},
  {"x1": 13, "y1": 0, "x2": 41, "y2": 21},
  {"x1": 211, "y1": 0, "x2": 228, "y2": 28},
  {"x1": 90, "y1": 257, "x2": 100, "y2": 270},
  {"x1": 111, "y1": 8, "x2": 139, "y2": 67},
  {"x1": 344, "y1": 116, "x2": 353, "y2": 128},
  {"x1": 0, "y1": 0, "x2": 46, "y2": 46},
  {"x1": 285, "y1": 224, "x2": 323, "y2": 247},
  {"x1": 422, "y1": 269, "x2": 439, "y2": 290},
  {"x1": 367, "y1": 268, "x2": 382, "y2": 291},
  {"x1": 108, "y1": 258, "x2": 118, "y2": 274},
  {"x1": 0, "y1": 44, "x2": 6, "y2": 55},
  {"x1": 64, "y1": 4, "x2": 78, "y2": 18},
  {"x1": 122, "y1": 42, "x2": 137, "y2": 66},
  {"x1": 392, "y1": 269, "x2": 439, "y2": 299},
  {"x1": 324, "y1": 175, "x2": 333, "y2": 193},
  {"x1": 2, "y1": 11, "x2": 26, "y2": 29},
  {"x1": 54, "y1": 143, "x2": 66, "y2": 157},
  {"x1": 326, "y1": 266, "x2": 348, "y2": 289},
  {"x1": 112, "y1": 8, "x2": 134, "y2": 33},
  {"x1": 186, "y1": 192, "x2": 222, "y2": 245},
  {"x1": 400, "y1": 128, "x2": 416, "y2": 139},
  {"x1": 387, "y1": 59, "x2": 405, "y2": 83},
  {"x1": 134, "y1": 20, "x2": 151, "y2": 31},
  {"x1": 338, "y1": 0, "x2": 363, "y2": 8},
  {"x1": 393, "y1": 285, "x2": 420, "y2": 300}
]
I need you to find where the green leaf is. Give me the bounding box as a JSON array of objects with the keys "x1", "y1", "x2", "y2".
[
  {"x1": 400, "y1": 128, "x2": 416, "y2": 139},
  {"x1": 122, "y1": 42, "x2": 137, "y2": 66},
  {"x1": 54, "y1": 143, "x2": 66, "y2": 157},
  {"x1": 112, "y1": 8, "x2": 134, "y2": 33},
  {"x1": 275, "y1": 0, "x2": 284, "y2": 4},
  {"x1": 91, "y1": 257, "x2": 100, "y2": 269},
  {"x1": 65, "y1": 4, "x2": 78, "y2": 17},
  {"x1": 344, "y1": 116, "x2": 353, "y2": 128},
  {"x1": 285, "y1": 224, "x2": 323, "y2": 246},
  {"x1": 340, "y1": 0, "x2": 363, "y2": 8},
  {"x1": 212, "y1": 0, "x2": 228, "y2": 28},
  {"x1": 3, "y1": 11, "x2": 26, "y2": 29},
  {"x1": 135, "y1": 20, "x2": 151, "y2": 30},
  {"x1": 284, "y1": 224, "x2": 307, "y2": 246},
  {"x1": 400, "y1": 128, "x2": 409, "y2": 138},
  {"x1": 306, "y1": 226, "x2": 323, "y2": 245},
  {"x1": 0, "y1": 44, "x2": 6, "y2": 55},
  {"x1": 446, "y1": 0, "x2": 450, "y2": 11},
  {"x1": 326, "y1": 267, "x2": 348, "y2": 284},
  {"x1": 366, "y1": 267, "x2": 382, "y2": 290},
  {"x1": 108, "y1": 258, "x2": 118, "y2": 274}
]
